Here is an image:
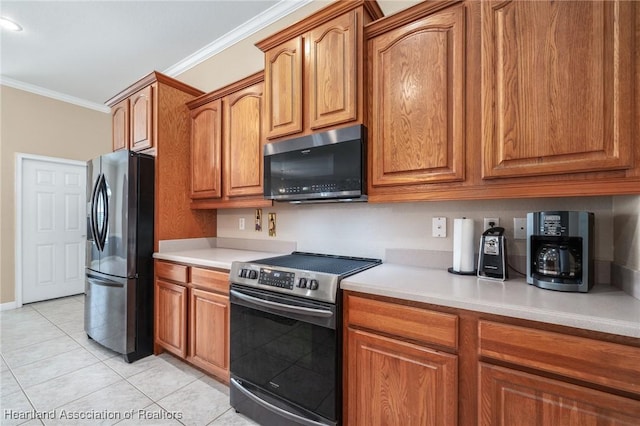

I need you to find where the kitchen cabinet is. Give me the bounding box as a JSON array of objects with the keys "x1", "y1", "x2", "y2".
[
  {"x1": 107, "y1": 72, "x2": 216, "y2": 249},
  {"x1": 368, "y1": 2, "x2": 465, "y2": 189},
  {"x1": 154, "y1": 260, "x2": 230, "y2": 383},
  {"x1": 364, "y1": 0, "x2": 640, "y2": 203},
  {"x1": 344, "y1": 293, "x2": 458, "y2": 425},
  {"x1": 154, "y1": 261, "x2": 188, "y2": 358},
  {"x1": 478, "y1": 321, "x2": 640, "y2": 425},
  {"x1": 111, "y1": 86, "x2": 150, "y2": 152},
  {"x1": 187, "y1": 72, "x2": 272, "y2": 209},
  {"x1": 256, "y1": 0, "x2": 383, "y2": 141},
  {"x1": 481, "y1": 0, "x2": 634, "y2": 180},
  {"x1": 343, "y1": 291, "x2": 640, "y2": 425}
]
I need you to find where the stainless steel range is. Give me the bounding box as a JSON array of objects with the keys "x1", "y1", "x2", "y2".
[{"x1": 229, "y1": 252, "x2": 381, "y2": 426}]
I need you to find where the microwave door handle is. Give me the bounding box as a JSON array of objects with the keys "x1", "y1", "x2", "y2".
[{"x1": 229, "y1": 289, "x2": 333, "y2": 318}]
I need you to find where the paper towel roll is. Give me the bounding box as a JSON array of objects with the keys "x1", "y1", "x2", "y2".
[{"x1": 453, "y1": 218, "x2": 475, "y2": 273}]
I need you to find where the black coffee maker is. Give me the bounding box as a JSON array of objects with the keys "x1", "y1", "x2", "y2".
[{"x1": 526, "y1": 211, "x2": 594, "y2": 292}]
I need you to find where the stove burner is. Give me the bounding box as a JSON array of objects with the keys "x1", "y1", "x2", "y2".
[
  {"x1": 251, "y1": 252, "x2": 381, "y2": 276},
  {"x1": 230, "y1": 252, "x2": 381, "y2": 304}
]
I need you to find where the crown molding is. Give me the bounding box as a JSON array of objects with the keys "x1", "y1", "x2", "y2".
[
  {"x1": 163, "y1": 0, "x2": 314, "y2": 77},
  {"x1": 0, "y1": 76, "x2": 110, "y2": 113}
]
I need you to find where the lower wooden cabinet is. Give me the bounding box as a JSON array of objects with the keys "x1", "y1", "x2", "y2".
[
  {"x1": 479, "y1": 363, "x2": 640, "y2": 426},
  {"x1": 344, "y1": 293, "x2": 458, "y2": 425},
  {"x1": 154, "y1": 260, "x2": 230, "y2": 383},
  {"x1": 155, "y1": 279, "x2": 188, "y2": 358},
  {"x1": 188, "y1": 287, "x2": 229, "y2": 380},
  {"x1": 346, "y1": 327, "x2": 457, "y2": 426},
  {"x1": 344, "y1": 291, "x2": 640, "y2": 425}
]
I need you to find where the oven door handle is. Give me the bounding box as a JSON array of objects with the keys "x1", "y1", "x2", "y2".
[
  {"x1": 230, "y1": 378, "x2": 332, "y2": 426},
  {"x1": 230, "y1": 289, "x2": 334, "y2": 318}
]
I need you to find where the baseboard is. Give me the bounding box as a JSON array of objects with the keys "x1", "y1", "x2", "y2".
[{"x1": 0, "y1": 301, "x2": 18, "y2": 311}]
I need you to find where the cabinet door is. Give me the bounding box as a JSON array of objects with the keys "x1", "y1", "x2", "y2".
[
  {"x1": 130, "y1": 85, "x2": 154, "y2": 151},
  {"x1": 370, "y1": 5, "x2": 465, "y2": 187},
  {"x1": 223, "y1": 81, "x2": 265, "y2": 198},
  {"x1": 188, "y1": 288, "x2": 229, "y2": 382},
  {"x1": 481, "y1": 0, "x2": 633, "y2": 179},
  {"x1": 154, "y1": 279, "x2": 187, "y2": 358},
  {"x1": 111, "y1": 99, "x2": 129, "y2": 151},
  {"x1": 190, "y1": 99, "x2": 222, "y2": 200},
  {"x1": 307, "y1": 10, "x2": 358, "y2": 130},
  {"x1": 264, "y1": 36, "x2": 303, "y2": 139},
  {"x1": 479, "y1": 363, "x2": 640, "y2": 426},
  {"x1": 346, "y1": 327, "x2": 457, "y2": 426}
]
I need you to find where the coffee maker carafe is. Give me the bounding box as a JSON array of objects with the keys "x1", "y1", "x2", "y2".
[{"x1": 527, "y1": 211, "x2": 594, "y2": 292}]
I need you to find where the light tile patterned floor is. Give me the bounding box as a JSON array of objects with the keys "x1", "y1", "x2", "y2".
[{"x1": 0, "y1": 295, "x2": 258, "y2": 426}]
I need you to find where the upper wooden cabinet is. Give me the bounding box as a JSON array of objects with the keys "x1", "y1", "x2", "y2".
[
  {"x1": 129, "y1": 85, "x2": 153, "y2": 152},
  {"x1": 257, "y1": 0, "x2": 383, "y2": 141},
  {"x1": 481, "y1": 0, "x2": 634, "y2": 179},
  {"x1": 187, "y1": 72, "x2": 272, "y2": 209},
  {"x1": 365, "y1": 0, "x2": 639, "y2": 203},
  {"x1": 190, "y1": 99, "x2": 222, "y2": 200},
  {"x1": 106, "y1": 72, "x2": 217, "y2": 249},
  {"x1": 111, "y1": 98, "x2": 129, "y2": 152},
  {"x1": 368, "y1": 3, "x2": 465, "y2": 189}
]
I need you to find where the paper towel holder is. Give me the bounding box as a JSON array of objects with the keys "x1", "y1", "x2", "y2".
[{"x1": 449, "y1": 217, "x2": 477, "y2": 275}]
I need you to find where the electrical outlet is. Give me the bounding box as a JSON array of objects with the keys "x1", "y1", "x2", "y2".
[
  {"x1": 239, "y1": 218, "x2": 245, "y2": 230},
  {"x1": 483, "y1": 217, "x2": 500, "y2": 231},
  {"x1": 432, "y1": 217, "x2": 447, "y2": 238},
  {"x1": 514, "y1": 217, "x2": 527, "y2": 239},
  {"x1": 268, "y1": 213, "x2": 276, "y2": 237}
]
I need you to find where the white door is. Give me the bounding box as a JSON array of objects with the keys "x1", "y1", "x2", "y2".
[{"x1": 21, "y1": 156, "x2": 87, "y2": 303}]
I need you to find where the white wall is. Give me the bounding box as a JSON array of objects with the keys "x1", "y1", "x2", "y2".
[
  {"x1": 613, "y1": 195, "x2": 640, "y2": 270},
  {"x1": 217, "y1": 197, "x2": 614, "y2": 262}
]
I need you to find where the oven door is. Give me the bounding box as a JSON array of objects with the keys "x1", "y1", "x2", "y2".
[{"x1": 230, "y1": 284, "x2": 338, "y2": 426}]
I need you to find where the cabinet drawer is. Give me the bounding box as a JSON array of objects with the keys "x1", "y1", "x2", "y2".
[
  {"x1": 479, "y1": 321, "x2": 640, "y2": 395},
  {"x1": 190, "y1": 267, "x2": 229, "y2": 294},
  {"x1": 156, "y1": 261, "x2": 188, "y2": 283},
  {"x1": 346, "y1": 294, "x2": 458, "y2": 350}
]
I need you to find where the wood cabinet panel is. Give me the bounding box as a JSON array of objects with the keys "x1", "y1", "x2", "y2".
[
  {"x1": 479, "y1": 320, "x2": 640, "y2": 395},
  {"x1": 481, "y1": 0, "x2": 634, "y2": 179},
  {"x1": 346, "y1": 293, "x2": 458, "y2": 350},
  {"x1": 111, "y1": 99, "x2": 129, "y2": 151},
  {"x1": 308, "y1": 10, "x2": 357, "y2": 130},
  {"x1": 188, "y1": 288, "x2": 230, "y2": 383},
  {"x1": 156, "y1": 260, "x2": 188, "y2": 283},
  {"x1": 190, "y1": 99, "x2": 222, "y2": 200},
  {"x1": 190, "y1": 267, "x2": 229, "y2": 294},
  {"x1": 130, "y1": 85, "x2": 154, "y2": 151},
  {"x1": 264, "y1": 37, "x2": 303, "y2": 139},
  {"x1": 223, "y1": 81, "x2": 265, "y2": 197},
  {"x1": 369, "y1": 5, "x2": 465, "y2": 187},
  {"x1": 155, "y1": 278, "x2": 188, "y2": 358},
  {"x1": 479, "y1": 363, "x2": 640, "y2": 426},
  {"x1": 347, "y1": 327, "x2": 457, "y2": 426}
]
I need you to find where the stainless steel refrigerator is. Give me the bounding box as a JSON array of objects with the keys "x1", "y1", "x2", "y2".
[{"x1": 85, "y1": 150, "x2": 154, "y2": 363}]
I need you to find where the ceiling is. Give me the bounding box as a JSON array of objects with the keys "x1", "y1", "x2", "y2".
[{"x1": 0, "y1": 0, "x2": 319, "y2": 112}]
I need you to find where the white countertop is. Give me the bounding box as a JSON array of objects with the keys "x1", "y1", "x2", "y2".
[
  {"x1": 153, "y1": 248, "x2": 286, "y2": 270},
  {"x1": 341, "y1": 264, "x2": 640, "y2": 339}
]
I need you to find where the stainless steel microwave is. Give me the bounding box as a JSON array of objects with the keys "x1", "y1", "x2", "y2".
[{"x1": 263, "y1": 124, "x2": 367, "y2": 203}]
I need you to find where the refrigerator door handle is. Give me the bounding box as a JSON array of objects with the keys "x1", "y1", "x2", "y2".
[
  {"x1": 93, "y1": 174, "x2": 110, "y2": 252},
  {"x1": 87, "y1": 275, "x2": 124, "y2": 288},
  {"x1": 90, "y1": 174, "x2": 102, "y2": 251}
]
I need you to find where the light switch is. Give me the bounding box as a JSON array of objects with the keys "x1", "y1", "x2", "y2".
[{"x1": 432, "y1": 217, "x2": 446, "y2": 238}]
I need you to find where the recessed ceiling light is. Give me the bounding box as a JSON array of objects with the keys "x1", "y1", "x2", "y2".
[{"x1": 0, "y1": 17, "x2": 23, "y2": 32}]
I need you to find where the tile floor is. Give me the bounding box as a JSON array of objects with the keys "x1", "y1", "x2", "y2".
[{"x1": 0, "y1": 295, "x2": 258, "y2": 426}]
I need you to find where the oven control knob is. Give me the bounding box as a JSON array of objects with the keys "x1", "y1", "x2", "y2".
[
  {"x1": 248, "y1": 270, "x2": 258, "y2": 279},
  {"x1": 298, "y1": 278, "x2": 307, "y2": 288},
  {"x1": 309, "y1": 279, "x2": 319, "y2": 290},
  {"x1": 240, "y1": 269, "x2": 247, "y2": 278}
]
